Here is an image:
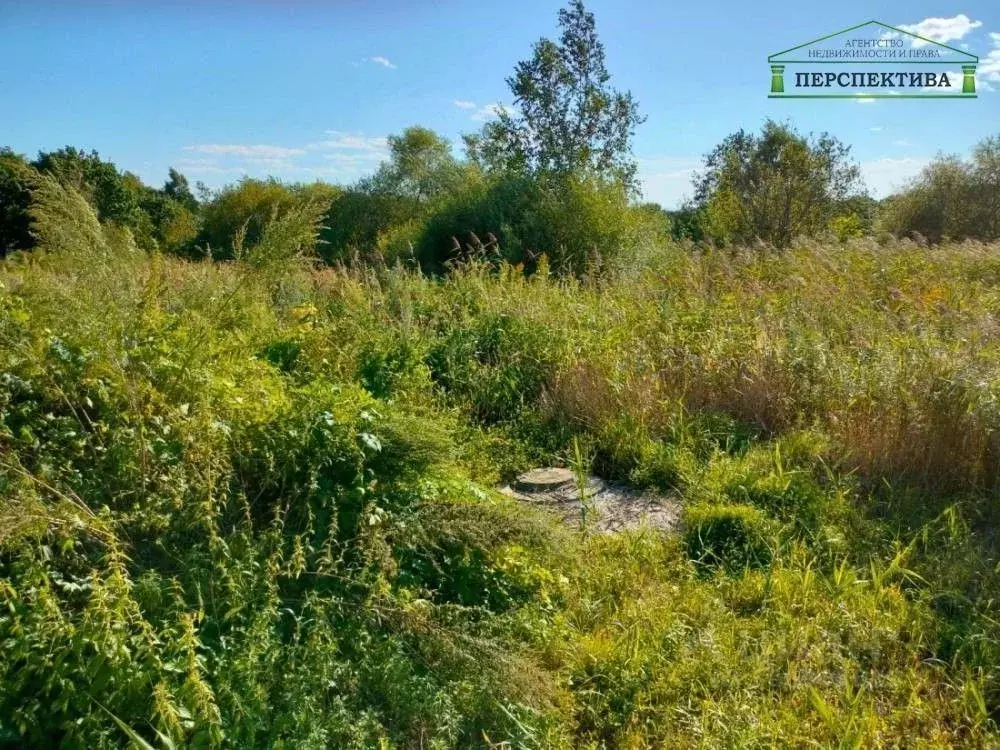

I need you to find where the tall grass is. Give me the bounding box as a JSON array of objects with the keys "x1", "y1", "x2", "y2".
[{"x1": 3, "y1": 188, "x2": 1000, "y2": 746}]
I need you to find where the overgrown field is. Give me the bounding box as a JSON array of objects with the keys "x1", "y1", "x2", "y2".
[{"x1": 4, "y1": 180, "x2": 1000, "y2": 747}]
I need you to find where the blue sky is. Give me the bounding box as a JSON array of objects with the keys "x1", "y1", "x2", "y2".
[{"x1": 2, "y1": 1, "x2": 999, "y2": 208}]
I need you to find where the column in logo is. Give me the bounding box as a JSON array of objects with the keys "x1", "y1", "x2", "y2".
[
  {"x1": 770, "y1": 65, "x2": 785, "y2": 93},
  {"x1": 962, "y1": 65, "x2": 977, "y2": 94}
]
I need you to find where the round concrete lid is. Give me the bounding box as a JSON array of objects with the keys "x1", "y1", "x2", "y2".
[{"x1": 513, "y1": 467, "x2": 575, "y2": 493}]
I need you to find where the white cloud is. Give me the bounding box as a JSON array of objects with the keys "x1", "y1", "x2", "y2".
[
  {"x1": 176, "y1": 157, "x2": 217, "y2": 167},
  {"x1": 174, "y1": 161, "x2": 247, "y2": 176},
  {"x1": 893, "y1": 139, "x2": 914, "y2": 147},
  {"x1": 183, "y1": 144, "x2": 306, "y2": 159},
  {"x1": 239, "y1": 157, "x2": 297, "y2": 171},
  {"x1": 308, "y1": 131, "x2": 389, "y2": 155},
  {"x1": 869, "y1": 126, "x2": 884, "y2": 132},
  {"x1": 861, "y1": 156, "x2": 930, "y2": 197},
  {"x1": 177, "y1": 129, "x2": 395, "y2": 187},
  {"x1": 898, "y1": 14, "x2": 982, "y2": 47},
  {"x1": 471, "y1": 103, "x2": 503, "y2": 122},
  {"x1": 364, "y1": 55, "x2": 396, "y2": 69},
  {"x1": 452, "y1": 101, "x2": 507, "y2": 122},
  {"x1": 321, "y1": 152, "x2": 382, "y2": 165},
  {"x1": 980, "y1": 34, "x2": 1000, "y2": 87},
  {"x1": 856, "y1": 97, "x2": 876, "y2": 104}
]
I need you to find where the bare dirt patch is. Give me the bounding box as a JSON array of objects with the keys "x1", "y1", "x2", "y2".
[{"x1": 499, "y1": 467, "x2": 681, "y2": 534}]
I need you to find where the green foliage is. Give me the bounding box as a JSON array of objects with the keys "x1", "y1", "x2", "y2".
[
  {"x1": 370, "y1": 127, "x2": 466, "y2": 202},
  {"x1": 1, "y1": 146, "x2": 205, "y2": 256},
  {"x1": 465, "y1": 0, "x2": 644, "y2": 190},
  {"x1": 879, "y1": 136, "x2": 1000, "y2": 242},
  {"x1": 5, "y1": 174, "x2": 1000, "y2": 747},
  {"x1": 412, "y1": 171, "x2": 521, "y2": 270},
  {"x1": 321, "y1": 186, "x2": 420, "y2": 264},
  {"x1": 163, "y1": 168, "x2": 198, "y2": 212},
  {"x1": 416, "y1": 171, "x2": 640, "y2": 274},
  {"x1": 0, "y1": 188, "x2": 562, "y2": 747},
  {"x1": 320, "y1": 127, "x2": 473, "y2": 265},
  {"x1": 695, "y1": 120, "x2": 864, "y2": 248},
  {"x1": 633, "y1": 202, "x2": 672, "y2": 241},
  {"x1": 0, "y1": 148, "x2": 36, "y2": 256},
  {"x1": 666, "y1": 205, "x2": 705, "y2": 242},
  {"x1": 427, "y1": 312, "x2": 559, "y2": 425},
  {"x1": 33, "y1": 147, "x2": 143, "y2": 228},
  {"x1": 684, "y1": 503, "x2": 775, "y2": 571},
  {"x1": 357, "y1": 333, "x2": 430, "y2": 401},
  {"x1": 196, "y1": 178, "x2": 340, "y2": 260}
]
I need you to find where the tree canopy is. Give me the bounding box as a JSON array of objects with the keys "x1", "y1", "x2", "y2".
[
  {"x1": 693, "y1": 120, "x2": 863, "y2": 247},
  {"x1": 464, "y1": 0, "x2": 644, "y2": 190},
  {"x1": 0, "y1": 148, "x2": 36, "y2": 256},
  {"x1": 369, "y1": 126, "x2": 465, "y2": 202},
  {"x1": 879, "y1": 135, "x2": 1000, "y2": 243}
]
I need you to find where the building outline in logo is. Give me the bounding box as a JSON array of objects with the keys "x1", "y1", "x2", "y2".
[{"x1": 768, "y1": 20, "x2": 978, "y2": 99}]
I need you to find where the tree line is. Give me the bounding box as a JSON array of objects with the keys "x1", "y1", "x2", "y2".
[{"x1": 1, "y1": 0, "x2": 997, "y2": 273}]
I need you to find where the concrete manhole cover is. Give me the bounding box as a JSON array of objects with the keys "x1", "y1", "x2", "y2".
[{"x1": 500, "y1": 467, "x2": 680, "y2": 534}]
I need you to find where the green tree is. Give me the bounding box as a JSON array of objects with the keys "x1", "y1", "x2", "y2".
[
  {"x1": 163, "y1": 167, "x2": 199, "y2": 212},
  {"x1": 321, "y1": 187, "x2": 421, "y2": 263},
  {"x1": 138, "y1": 175, "x2": 201, "y2": 253},
  {"x1": 0, "y1": 148, "x2": 36, "y2": 256},
  {"x1": 414, "y1": 170, "x2": 639, "y2": 274},
  {"x1": 878, "y1": 157, "x2": 974, "y2": 243},
  {"x1": 196, "y1": 178, "x2": 340, "y2": 259},
  {"x1": 3, "y1": 147, "x2": 206, "y2": 255},
  {"x1": 668, "y1": 205, "x2": 706, "y2": 243},
  {"x1": 878, "y1": 135, "x2": 1000, "y2": 243},
  {"x1": 464, "y1": 0, "x2": 644, "y2": 189},
  {"x1": 969, "y1": 136, "x2": 1000, "y2": 239},
  {"x1": 322, "y1": 127, "x2": 469, "y2": 263},
  {"x1": 634, "y1": 202, "x2": 673, "y2": 241},
  {"x1": 694, "y1": 121, "x2": 863, "y2": 248},
  {"x1": 32, "y1": 147, "x2": 142, "y2": 228},
  {"x1": 370, "y1": 127, "x2": 464, "y2": 202}
]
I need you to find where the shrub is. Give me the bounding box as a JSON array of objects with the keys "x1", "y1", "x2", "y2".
[
  {"x1": 357, "y1": 333, "x2": 431, "y2": 401},
  {"x1": 7, "y1": 175, "x2": 1000, "y2": 746},
  {"x1": 0, "y1": 149, "x2": 36, "y2": 256},
  {"x1": 695, "y1": 433, "x2": 834, "y2": 533},
  {"x1": 426, "y1": 313, "x2": 560, "y2": 425},
  {"x1": 415, "y1": 172, "x2": 639, "y2": 275},
  {"x1": 684, "y1": 503, "x2": 775, "y2": 571},
  {"x1": 195, "y1": 178, "x2": 340, "y2": 259},
  {"x1": 878, "y1": 136, "x2": 1000, "y2": 242},
  {"x1": 628, "y1": 439, "x2": 683, "y2": 491},
  {"x1": 320, "y1": 188, "x2": 421, "y2": 264},
  {"x1": 415, "y1": 172, "x2": 527, "y2": 271},
  {"x1": 693, "y1": 121, "x2": 864, "y2": 248}
]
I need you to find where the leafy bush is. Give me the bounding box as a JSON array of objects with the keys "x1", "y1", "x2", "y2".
[
  {"x1": 195, "y1": 178, "x2": 340, "y2": 259},
  {"x1": 427, "y1": 312, "x2": 560, "y2": 425},
  {"x1": 694, "y1": 121, "x2": 864, "y2": 248},
  {"x1": 684, "y1": 503, "x2": 775, "y2": 571},
  {"x1": 321, "y1": 187, "x2": 422, "y2": 264},
  {"x1": 0, "y1": 184, "x2": 563, "y2": 747},
  {"x1": 0, "y1": 148, "x2": 36, "y2": 256},
  {"x1": 357, "y1": 333, "x2": 430, "y2": 401},
  {"x1": 415, "y1": 172, "x2": 640, "y2": 274},
  {"x1": 879, "y1": 135, "x2": 1000, "y2": 242},
  {"x1": 320, "y1": 127, "x2": 469, "y2": 266}
]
